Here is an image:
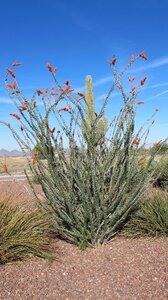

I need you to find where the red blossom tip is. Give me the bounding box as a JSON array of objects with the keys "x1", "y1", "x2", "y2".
[
  {"x1": 10, "y1": 113, "x2": 20, "y2": 120},
  {"x1": 130, "y1": 55, "x2": 135, "y2": 62},
  {"x1": 108, "y1": 57, "x2": 117, "y2": 65},
  {"x1": 3, "y1": 164, "x2": 8, "y2": 172},
  {"x1": 140, "y1": 77, "x2": 147, "y2": 86},
  {"x1": 6, "y1": 68, "x2": 15, "y2": 78},
  {"x1": 139, "y1": 52, "x2": 148, "y2": 60},
  {"x1": 48, "y1": 127, "x2": 55, "y2": 134},
  {"x1": 132, "y1": 139, "x2": 140, "y2": 145},
  {"x1": 128, "y1": 77, "x2": 135, "y2": 82},
  {"x1": 64, "y1": 80, "x2": 69, "y2": 86},
  {"x1": 77, "y1": 92, "x2": 85, "y2": 98},
  {"x1": 47, "y1": 63, "x2": 53, "y2": 72},
  {"x1": 137, "y1": 101, "x2": 145, "y2": 105},
  {"x1": 12, "y1": 62, "x2": 22, "y2": 67}
]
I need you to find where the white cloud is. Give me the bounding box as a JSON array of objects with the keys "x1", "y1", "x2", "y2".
[
  {"x1": 0, "y1": 97, "x2": 13, "y2": 104},
  {"x1": 147, "y1": 89, "x2": 168, "y2": 101},
  {"x1": 81, "y1": 56, "x2": 168, "y2": 90},
  {"x1": 130, "y1": 57, "x2": 168, "y2": 73}
]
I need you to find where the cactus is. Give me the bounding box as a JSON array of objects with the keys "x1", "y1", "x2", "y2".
[{"x1": 82, "y1": 75, "x2": 108, "y2": 149}]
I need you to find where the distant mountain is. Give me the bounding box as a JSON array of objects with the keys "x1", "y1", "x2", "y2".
[{"x1": 0, "y1": 149, "x2": 30, "y2": 157}]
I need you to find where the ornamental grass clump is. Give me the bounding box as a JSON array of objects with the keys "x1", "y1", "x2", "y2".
[
  {"x1": 120, "y1": 190, "x2": 168, "y2": 238},
  {"x1": 0, "y1": 200, "x2": 53, "y2": 265},
  {"x1": 1, "y1": 54, "x2": 166, "y2": 248}
]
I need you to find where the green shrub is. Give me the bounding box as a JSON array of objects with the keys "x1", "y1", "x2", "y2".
[
  {"x1": 120, "y1": 190, "x2": 168, "y2": 238},
  {"x1": 1, "y1": 54, "x2": 166, "y2": 248},
  {"x1": 152, "y1": 159, "x2": 168, "y2": 191},
  {"x1": 150, "y1": 142, "x2": 168, "y2": 155},
  {"x1": 0, "y1": 200, "x2": 53, "y2": 264}
]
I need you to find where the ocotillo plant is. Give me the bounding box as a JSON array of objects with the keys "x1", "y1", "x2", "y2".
[{"x1": 1, "y1": 54, "x2": 166, "y2": 248}]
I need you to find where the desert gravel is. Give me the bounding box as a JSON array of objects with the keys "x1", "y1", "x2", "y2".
[{"x1": 0, "y1": 181, "x2": 168, "y2": 300}]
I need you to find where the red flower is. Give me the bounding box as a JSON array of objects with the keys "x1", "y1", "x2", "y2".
[
  {"x1": 7, "y1": 123, "x2": 11, "y2": 128},
  {"x1": 36, "y1": 89, "x2": 44, "y2": 96},
  {"x1": 140, "y1": 77, "x2": 147, "y2": 86},
  {"x1": 138, "y1": 161, "x2": 145, "y2": 166},
  {"x1": 139, "y1": 52, "x2": 148, "y2": 60},
  {"x1": 53, "y1": 67, "x2": 58, "y2": 73},
  {"x1": 57, "y1": 104, "x2": 71, "y2": 113},
  {"x1": 155, "y1": 108, "x2": 159, "y2": 112},
  {"x1": 117, "y1": 85, "x2": 122, "y2": 90},
  {"x1": 3, "y1": 164, "x2": 8, "y2": 172},
  {"x1": 64, "y1": 80, "x2": 69, "y2": 86},
  {"x1": 130, "y1": 55, "x2": 135, "y2": 62},
  {"x1": 128, "y1": 77, "x2": 135, "y2": 82},
  {"x1": 99, "y1": 140, "x2": 105, "y2": 145},
  {"x1": 108, "y1": 57, "x2": 117, "y2": 65},
  {"x1": 137, "y1": 101, "x2": 145, "y2": 105},
  {"x1": 48, "y1": 127, "x2": 55, "y2": 134},
  {"x1": 57, "y1": 130, "x2": 61, "y2": 133},
  {"x1": 130, "y1": 87, "x2": 136, "y2": 93},
  {"x1": 12, "y1": 62, "x2": 22, "y2": 67},
  {"x1": 77, "y1": 92, "x2": 85, "y2": 98},
  {"x1": 6, "y1": 68, "x2": 15, "y2": 78},
  {"x1": 19, "y1": 106, "x2": 27, "y2": 111},
  {"x1": 32, "y1": 157, "x2": 36, "y2": 165},
  {"x1": 132, "y1": 139, "x2": 140, "y2": 145},
  {"x1": 6, "y1": 81, "x2": 17, "y2": 89},
  {"x1": 10, "y1": 113, "x2": 20, "y2": 120},
  {"x1": 47, "y1": 63, "x2": 53, "y2": 72},
  {"x1": 65, "y1": 86, "x2": 74, "y2": 93},
  {"x1": 50, "y1": 91, "x2": 58, "y2": 96}
]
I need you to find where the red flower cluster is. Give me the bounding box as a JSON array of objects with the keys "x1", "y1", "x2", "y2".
[
  {"x1": 10, "y1": 113, "x2": 20, "y2": 120},
  {"x1": 108, "y1": 57, "x2": 117, "y2": 65},
  {"x1": 6, "y1": 81, "x2": 17, "y2": 89},
  {"x1": 3, "y1": 164, "x2": 8, "y2": 172},
  {"x1": 19, "y1": 106, "x2": 27, "y2": 111},
  {"x1": 57, "y1": 104, "x2": 71, "y2": 113},
  {"x1": 139, "y1": 52, "x2": 148, "y2": 60},
  {"x1": 130, "y1": 55, "x2": 135, "y2": 62},
  {"x1": 58, "y1": 85, "x2": 74, "y2": 95},
  {"x1": 140, "y1": 77, "x2": 147, "y2": 86},
  {"x1": 137, "y1": 101, "x2": 145, "y2": 105},
  {"x1": 50, "y1": 91, "x2": 58, "y2": 96},
  {"x1": 77, "y1": 92, "x2": 85, "y2": 98},
  {"x1": 6, "y1": 68, "x2": 15, "y2": 78},
  {"x1": 48, "y1": 127, "x2": 55, "y2": 134},
  {"x1": 128, "y1": 77, "x2": 135, "y2": 82},
  {"x1": 12, "y1": 62, "x2": 22, "y2": 67},
  {"x1": 132, "y1": 139, "x2": 140, "y2": 145}
]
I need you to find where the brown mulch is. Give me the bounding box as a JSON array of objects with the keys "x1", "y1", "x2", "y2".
[{"x1": 0, "y1": 181, "x2": 168, "y2": 300}]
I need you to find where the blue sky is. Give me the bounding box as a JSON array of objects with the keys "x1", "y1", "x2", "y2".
[{"x1": 0, "y1": 0, "x2": 168, "y2": 150}]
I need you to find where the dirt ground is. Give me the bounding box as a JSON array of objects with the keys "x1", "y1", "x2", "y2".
[{"x1": 0, "y1": 179, "x2": 168, "y2": 300}]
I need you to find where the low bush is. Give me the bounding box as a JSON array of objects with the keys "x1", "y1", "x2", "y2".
[
  {"x1": 0, "y1": 200, "x2": 53, "y2": 264},
  {"x1": 150, "y1": 142, "x2": 168, "y2": 155},
  {"x1": 120, "y1": 190, "x2": 168, "y2": 238},
  {"x1": 152, "y1": 159, "x2": 168, "y2": 191}
]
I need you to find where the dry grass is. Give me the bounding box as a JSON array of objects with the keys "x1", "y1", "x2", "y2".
[{"x1": 0, "y1": 156, "x2": 29, "y2": 174}]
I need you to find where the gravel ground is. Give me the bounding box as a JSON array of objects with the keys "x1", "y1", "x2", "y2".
[{"x1": 0, "y1": 181, "x2": 168, "y2": 300}]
